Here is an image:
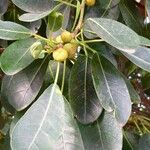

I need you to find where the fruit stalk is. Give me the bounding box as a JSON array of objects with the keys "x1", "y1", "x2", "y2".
[{"x1": 74, "y1": 0, "x2": 85, "y2": 35}]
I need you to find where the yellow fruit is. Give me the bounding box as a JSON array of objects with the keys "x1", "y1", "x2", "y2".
[
  {"x1": 61, "y1": 30, "x2": 73, "y2": 43},
  {"x1": 53, "y1": 48, "x2": 68, "y2": 61},
  {"x1": 63, "y1": 43, "x2": 78, "y2": 58},
  {"x1": 85, "y1": 0, "x2": 95, "y2": 6},
  {"x1": 55, "y1": 35, "x2": 63, "y2": 43}
]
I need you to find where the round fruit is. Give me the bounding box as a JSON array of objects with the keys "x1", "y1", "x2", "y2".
[
  {"x1": 53, "y1": 48, "x2": 68, "y2": 61},
  {"x1": 55, "y1": 35, "x2": 63, "y2": 43},
  {"x1": 63, "y1": 43, "x2": 78, "y2": 58},
  {"x1": 85, "y1": 0, "x2": 95, "y2": 6},
  {"x1": 61, "y1": 30, "x2": 72, "y2": 43}
]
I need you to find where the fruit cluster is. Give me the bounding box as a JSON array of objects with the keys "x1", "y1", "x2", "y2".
[
  {"x1": 52, "y1": 31, "x2": 78, "y2": 62},
  {"x1": 30, "y1": 0, "x2": 96, "y2": 61}
]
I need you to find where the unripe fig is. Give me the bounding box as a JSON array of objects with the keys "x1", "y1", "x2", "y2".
[
  {"x1": 63, "y1": 43, "x2": 78, "y2": 58},
  {"x1": 55, "y1": 35, "x2": 63, "y2": 43},
  {"x1": 85, "y1": 0, "x2": 95, "y2": 6},
  {"x1": 61, "y1": 30, "x2": 73, "y2": 43},
  {"x1": 53, "y1": 48, "x2": 68, "y2": 61}
]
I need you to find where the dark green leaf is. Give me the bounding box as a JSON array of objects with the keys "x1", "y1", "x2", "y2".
[
  {"x1": 0, "y1": 21, "x2": 32, "y2": 40},
  {"x1": 119, "y1": 0, "x2": 142, "y2": 34},
  {"x1": 10, "y1": 111, "x2": 26, "y2": 135},
  {"x1": 91, "y1": 53, "x2": 131, "y2": 126},
  {"x1": 46, "y1": 6, "x2": 70, "y2": 38},
  {"x1": 40, "y1": 60, "x2": 71, "y2": 99},
  {"x1": 0, "y1": 0, "x2": 8, "y2": 15},
  {"x1": 1, "y1": 57, "x2": 49, "y2": 111},
  {"x1": 69, "y1": 55, "x2": 103, "y2": 124},
  {"x1": 123, "y1": 76, "x2": 141, "y2": 104},
  {"x1": 0, "y1": 38, "x2": 36, "y2": 75},
  {"x1": 89, "y1": 43, "x2": 117, "y2": 67},
  {"x1": 48, "y1": 12, "x2": 63, "y2": 32},
  {"x1": 24, "y1": 20, "x2": 42, "y2": 33},
  {"x1": 78, "y1": 112, "x2": 123, "y2": 150},
  {"x1": 10, "y1": 84, "x2": 84, "y2": 149},
  {"x1": 123, "y1": 131, "x2": 140, "y2": 150},
  {"x1": 138, "y1": 134, "x2": 150, "y2": 150},
  {"x1": 12, "y1": 0, "x2": 55, "y2": 13},
  {"x1": 99, "y1": 0, "x2": 120, "y2": 20},
  {"x1": 98, "y1": 0, "x2": 120, "y2": 10},
  {"x1": 141, "y1": 73, "x2": 150, "y2": 91}
]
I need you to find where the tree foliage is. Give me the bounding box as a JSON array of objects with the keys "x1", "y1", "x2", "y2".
[{"x1": 0, "y1": 0, "x2": 150, "y2": 149}]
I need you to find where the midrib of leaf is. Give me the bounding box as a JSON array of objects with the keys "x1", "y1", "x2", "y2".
[
  {"x1": 10, "y1": 84, "x2": 58, "y2": 150},
  {"x1": 10, "y1": 45, "x2": 33, "y2": 71},
  {"x1": 101, "y1": 0, "x2": 113, "y2": 17},
  {"x1": 49, "y1": 63, "x2": 55, "y2": 82},
  {"x1": 57, "y1": 100, "x2": 84, "y2": 150},
  {"x1": 96, "y1": 121, "x2": 105, "y2": 150},
  {"x1": 0, "y1": 28, "x2": 32, "y2": 35},
  {"x1": 89, "y1": 18, "x2": 122, "y2": 47},
  {"x1": 57, "y1": 98, "x2": 66, "y2": 150},
  {"x1": 97, "y1": 54, "x2": 116, "y2": 110},
  {"x1": 27, "y1": 84, "x2": 57, "y2": 149},
  {"x1": 123, "y1": 131, "x2": 134, "y2": 150},
  {"x1": 7, "y1": 76, "x2": 14, "y2": 88},
  {"x1": 83, "y1": 57, "x2": 88, "y2": 122},
  {"x1": 57, "y1": 122, "x2": 65, "y2": 149},
  {"x1": 51, "y1": 15, "x2": 57, "y2": 31},
  {"x1": 122, "y1": 3, "x2": 137, "y2": 23}
]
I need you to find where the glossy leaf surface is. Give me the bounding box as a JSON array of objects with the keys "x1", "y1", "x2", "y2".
[
  {"x1": 69, "y1": 55, "x2": 103, "y2": 124},
  {"x1": 92, "y1": 53, "x2": 131, "y2": 126}
]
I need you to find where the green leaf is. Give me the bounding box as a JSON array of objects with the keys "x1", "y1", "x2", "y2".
[
  {"x1": 10, "y1": 112, "x2": 25, "y2": 135},
  {"x1": 98, "y1": 0, "x2": 120, "y2": 10},
  {"x1": 12, "y1": 0, "x2": 55, "y2": 13},
  {"x1": 1, "y1": 57, "x2": 49, "y2": 111},
  {"x1": 141, "y1": 73, "x2": 150, "y2": 91},
  {"x1": 19, "y1": 10, "x2": 52, "y2": 22},
  {"x1": 138, "y1": 134, "x2": 150, "y2": 150},
  {"x1": 0, "y1": 0, "x2": 8, "y2": 15},
  {"x1": 122, "y1": 46, "x2": 150, "y2": 72},
  {"x1": 140, "y1": 36, "x2": 150, "y2": 47},
  {"x1": 46, "y1": 6, "x2": 70, "y2": 38},
  {"x1": 123, "y1": 131, "x2": 140, "y2": 150},
  {"x1": 89, "y1": 43, "x2": 117, "y2": 67},
  {"x1": 85, "y1": 18, "x2": 140, "y2": 52},
  {"x1": 0, "y1": 38, "x2": 36, "y2": 75},
  {"x1": 69, "y1": 55, "x2": 103, "y2": 124},
  {"x1": 78, "y1": 112, "x2": 123, "y2": 150},
  {"x1": 98, "y1": 0, "x2": 120, "y2": 20},
  {"x1": 123, "y1": 76, "x2": 141, "y2": 104},
  {"x1": 48, "y1": 12, "x2": 63, "y2": 32},
  {"x1": 0, "y1": 21, "x2": 32, "y2": 40},
  {"x1": 91, "y1": 53, "x2": 131, "y2": 126},
  {"x1": 119, "y1": 0, "x2": 142, "y2": 34},
  {"x1": 10, "y1": 84, "x2": 84, "y2": 149}
]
